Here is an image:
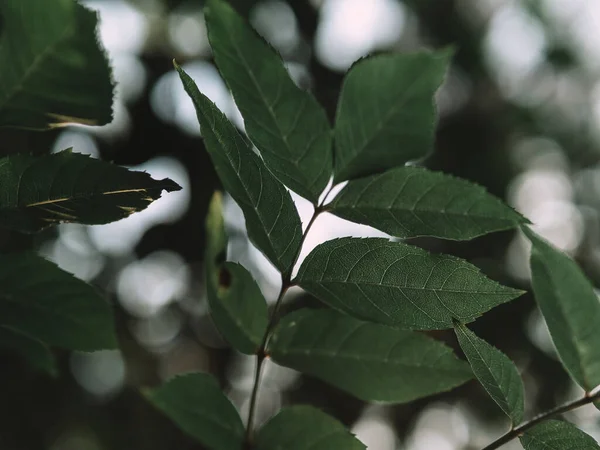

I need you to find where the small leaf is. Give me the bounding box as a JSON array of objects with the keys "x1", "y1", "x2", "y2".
[
  {"x1": 0, "y1": 0, "x2": 114, "y2": 129},
  {"x1": 0, "y1": 326, "x2": 57, "y2": 376},
  {"x1": 269, "y1": 308, "x2": 472, "y2": 403},
  {"x1": 145, "y1": 372, "x2": 245, "y2": 450},
  {"x1": 329, "y1": 166, "x2": 526, "y2": 240},
  {"x1": 0, "y1": 252, "x2": 117, "y2": 351},
  {"x1": 0, "y1": 150, "x2": 181, "y2": 233},
  {"x1": 205, "y1": 0, "x2": 332, "y2": 203},
  {"x1": 334, "y1": 50, "x2": 450, "y2": 182},
  {"x1": 519, "y1": 420, "x2": 600, "y2": 450},
  {"x1": 175, "y1": 63, "x2": 302, "y2": 274},
  {"x1": 454, "y1": 322, "x2": 524, "y2": 425},
  {"x1": 295, "y1": 238, "x2": 524, "y2": 330},
  {"x1": 524, "y1": 227, "x2": 600, "y2": 391},
  {"x1": 205, "y1": 192, "x2": 268, "y2": 354},
  {"x1": 256, "y1": 405, "x2": 366, "y2": 450}
]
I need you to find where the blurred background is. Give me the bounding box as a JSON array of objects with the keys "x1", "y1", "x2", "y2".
[{"x1": 2, "y1": 0, "x2": 600, "y2": 448}]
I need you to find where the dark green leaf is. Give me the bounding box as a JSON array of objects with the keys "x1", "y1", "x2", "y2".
[
  {"x1": 295, "y1": 238, "x2": 524, "y2": 329},
  {"x1": 524, "y1": 227, "x2": 600, "y2": 391},
  {"x1": 205, "y1": 0, "x2": 332, "y2": 203},
  {"x1": 256, "y1": 405, "x2": 366, "y2": 450},
  {"x1": 454, "y1": 322, "x2": 524, "y2": 424},
  {"x1": 0, "y1": 252, "x2": 117, "y2": 351},
  {"x1": 333, "y1": 51, "x2": 450, "y2": 182},
  {"x1": 0, "y1": 0, "x2": 114, "y2": 129},
  {"x1": 519, "y1": 420, "x2": 600, "y2": 450},
  {"x1": 145, "y1": 372, "x2": 245, "y2": 450},
  {"x1": 175, "y1": 63, "x2": 302, "y2": 274},
  {"x1": 269, "y1": 308, "x2": 472, "y2": 403},
  {"x1": 0, "y1": 150, "x2": 181, "y2": 233},
  {"x1": 0, "y1": 326, "x2": 57, "y2": 376},
  {"x1": 329, "y1": 166, "x2": 526, "y2": 240}
]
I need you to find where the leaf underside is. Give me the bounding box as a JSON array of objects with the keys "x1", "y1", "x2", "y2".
[{"x1": 519, "y1": 420, "x2": 600, "y2": 450}]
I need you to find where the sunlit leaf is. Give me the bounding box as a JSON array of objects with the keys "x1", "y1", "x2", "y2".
[
  {"x1": 295, "y1": 238, "x2": 523, "y2": 329},
  {"x1": 205, "y1": 0, "x2": 332, "y2": 203},
  {"x1": 145, "y1": 372, "x2": 245, "y2": 450},
  {"x1": 269, "y1": 308, "x2": 472, "y2": 403},
  {"x1": 454, "y1": 321, "x2": 524, "y2": 425},
  {"x1": 175, "y1": 63, "x2": 302, "y2": 274},
  {"x1": 329, "y1": 166, "x2": 526, "y2": 240},
  {"x1": 256, "y1": 405, "x2": 366, "y2": 450},
  {"x1": 519, "y1": 420, "x2": 600, "y2": 450},
  {"x1": 0, "y1": 0, "x2": 114, "y2": 129},
  {"x1": 524, "y1": 227, "x2": 600, "y2": 391},
  {"x1": 0, "y1": 326, "x2": 57, "y2": 376},
  {"x1": 333, "y1": 50, "x2": 450, "y2": 182},
  {"x1": 0, "y1": 252, "x2": 117, "y2": 351}
]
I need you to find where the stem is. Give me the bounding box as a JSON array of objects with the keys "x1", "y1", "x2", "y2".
[{"x1": 482, "y1": 391, "x2": 600, "y2": 450}]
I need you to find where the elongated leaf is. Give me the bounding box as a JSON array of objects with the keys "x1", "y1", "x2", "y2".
[
  {"x1": 0, "y1": 0, "x2": 114, "y2": 129},
  {"x1": 454, "y1": 322, "x2": 524, "y2": 424},
  {"x1": 145, "y1": 373, "x2": 244, "y2": 450},
  {"x1": 329, "y1": 166, "x2": 526, "y2": 240},
  {"x1": 256, "y1": 405, "x2": 365, "y2": 450},
  {"x1": 205, "y1": 0, "x2": 332, "y2": 203},
  {"x1": 295, "y1": 238, "x2": 523, "y2": 329},
  {"x1": 0, "y1": 150, "x2": 181, "y2": 233},
  {"x1": 269, "y1": 308, "x2": 472, "y2": 403},
  {"x1": 520, "y1": 420, "x2": 600, "y2": 450},
  {"x1": 0, "y1": 252, "x2": 117, "y2": 351},
  {"x1": 205, "y1": 192, "x2": 268, "y2": 354},
  {"x1": 333, "y1": 51, "x2": 450, "y2": 182},
  {"x1": 175, "y1": 63, "x2": 302, "y2": 273},
  {"x1": 0, "y1": 326, "x2": 57, "y2": 376},
  {"x1": 524, "y1": 228, "x2": 600, "y2": 391}
]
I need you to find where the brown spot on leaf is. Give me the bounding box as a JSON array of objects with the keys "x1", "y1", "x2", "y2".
[{"x1": 218, "y1": 266, "x2": 232, "y2": 289}]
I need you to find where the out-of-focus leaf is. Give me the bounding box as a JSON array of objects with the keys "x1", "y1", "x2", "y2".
[
  {"x1": 295, "y1": 238, "x2": 524, "y2": 329},
  {"x1": 0, "y1": 326, "x2": 57, "y2": 376},
  {"x1": 0, "y1": 0, "x2": 114, "y2": 129},
  {"x1": 329, "y1": 166, "x2": 526, "y2": 240},
  {"x1": 0, "y1": 150, "x2": 181, "y2": 233},
  {"x1": 269, "y1": 308, "x2": 472, "y2": 403},
  {"x1": 519, "y1": 420, "x2": 600, "y2": 450},
  {"x1": 175, "y1": 63, "x2": 302, "y2": 274},
  {"x1": 205, "y1": 0, "x2": 332, "y2": 203}
]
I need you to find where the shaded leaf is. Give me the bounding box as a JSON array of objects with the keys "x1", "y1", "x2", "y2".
[
  {"x1": 0, "y1": 252, "x2": 117, "y2": 351},
  {"x1": 145, "y1": 372, "x2": 244, "y2": 450},
  {"x1": 333, "y1": 51, "x2": 450, "y2": 182},
  {"x1": 329, "y1": 166, "x2": 526, "y2": 240},
  {"x1": 0, "y1": 150, "x2": 181, "y2": 233},
  {"x1": 524, "y1": 227, "x2": 600, "y2": 391},
  {"x1": 205, "y1": 0, "x2": 332, "y2": 203},
  {"x1": 454, "y1": 321, "x2": 524, "y2": 424},
  {"x1": 175, "y1": 63, "x2": 302, "y2": 273},
  {"x1": 269, "y1": 308, "x2": 472, "y2": 403},
  {"x1": 256, "y1": 405, "x2": 366, "y2": 450},
  {"x1": 295, "y1": 237, "x2": 524, "y2": 329},
  {"x1": 0, "y1": 0, "x2": 114, "y2": 129},
  {"x1": 520, "y1": 420, "x2": 600, "y2": 450},
  {"x1": 0, "y1": 326, "x2": 57, "y2": 376}
]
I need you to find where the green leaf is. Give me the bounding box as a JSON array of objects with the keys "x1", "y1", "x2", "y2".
[
  {"x1": 333, "y1": 50, "x2": 450, "y2": 182},
  {"x1": 295, "y1": 237, "x2": 524, "y2": 329},
  {"x1": 205, "y1": 0, "x2": 332, "y2": 203},
  {"x1": 0, "y1": 326, "x2": 57, "y2": 376},
  {"x1": 256, "y1": 405, "x2": 366, "y2": 450},
  {"x1": 205, "y1": 192, "x2": 268, "y2": 354},
  {"x1": 175, "y1": 63, "x2": 302, "y2": 274},
  {"x1": 269, "y1": 308, "x2": 472, "y2": 403},
  {"x1": 519, "y1": 420, "x2": 600, "y2": 450},
  {"x1": 0, "y1": 252, "x2": 117, "y2": 351},
  {"x1": 454, "y1": 322, "x2": 524, "y2": 425},
  {"x1": 145, "y1": 372, "x2": 245, "y2": 450},
  {"x1": 524, "y1": 227, "x2": 600, "y2": 391},
  {"x1": 0, "y1": 150, "x2": 181, "y2": 233},
  {"x1": 329, "y1": 166, "x2": 526, "y2": 240},
  {"x1": 0, "y1": 0, "x2": 114, "y2": 129}
]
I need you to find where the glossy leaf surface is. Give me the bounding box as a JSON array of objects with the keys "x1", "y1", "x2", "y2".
[{"x1": 520, "y1": 420, "x2": 600, "y2": 450}]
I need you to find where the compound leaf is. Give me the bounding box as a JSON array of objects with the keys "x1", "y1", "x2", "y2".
[
  {"x1": 295, "y1": 238, "x2": 523, "y2": 329},
  {"x1": 520, "y1": 420, "x2": 600, "y2": 450},
  {"x1": 269, "y1": 308, "x2": 472, "y2": 403},
  {"x1": 0, "y1": 326, "x2": 57, "y2": 376}
]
